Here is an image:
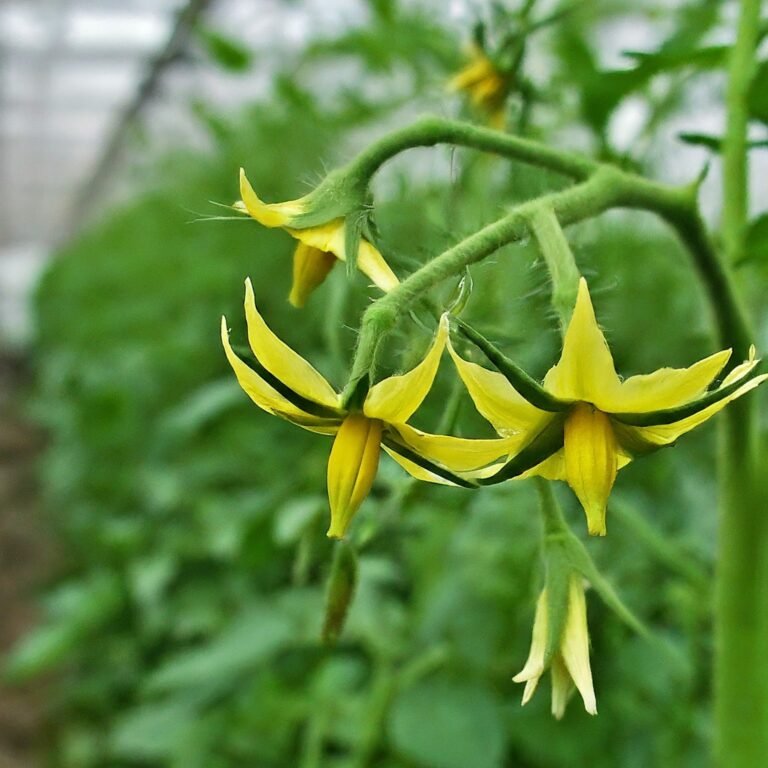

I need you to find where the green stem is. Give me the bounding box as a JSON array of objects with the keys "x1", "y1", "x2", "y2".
[
  {"x1": 715, "y1": 1, "x2": 765, "y2": 764},
  {"x1": 346, "y1": 115, "x2": 596, "y2": 182},
  {"x1": 528, "y1": 205, "x2": 581, "y2": 331},
  {"x1": 722, "y1": 0, "x2": 761, "y2": 267},
  {"x1": 343, "y1": 160, "x2": 749, "y2": 402},
  {"x1": 534, "y1": 477, "x2": 568, "y2": 537}
]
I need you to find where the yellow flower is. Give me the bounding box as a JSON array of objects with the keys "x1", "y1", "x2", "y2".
[
  {"x1": 449, "y1": 278, "x2": 767, "y2": 536},
  {"x1": 235, "y1": 170, "x2": 399, "y2": 307},
  {"x1": 448, "y1": 44, "x2": 510, "y2": 129},
  {"x1": 222, "y1": 279, "x2": 517, "y2": 538},
  {"x1": 513, "y1": 575, "x2": 597, "y2": 719}
]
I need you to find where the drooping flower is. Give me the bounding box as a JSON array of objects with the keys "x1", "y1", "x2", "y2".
[
  {"x1": 235, "y1": 170, "x2": 398, "y2": 307},
  {"x1": 222, "y1": 279, "x2": 518, "y2": 538},
  {"x1": 449, "y1": 278, "x2": 767, "y2": 536},
  {"x1": 448, "y1": 44, "x2": 511, "y2": 129},
  {"x1": 513, "y1": 574, "x2": 597, "y2": 719}
]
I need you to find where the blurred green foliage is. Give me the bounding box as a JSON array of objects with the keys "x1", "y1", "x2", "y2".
[{"x1": 14, "y1": 0, "x2": 767, "y2": 766}]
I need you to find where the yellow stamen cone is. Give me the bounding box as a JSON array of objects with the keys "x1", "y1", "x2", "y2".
[
  {"x1": 326, "y1": 415, "x2": 382, "y2": 539},
  {"x1": 564, "y1": 403, "x2": 618, "y2": 536}
]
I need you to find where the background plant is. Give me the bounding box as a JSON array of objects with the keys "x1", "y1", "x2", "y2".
[{"x1": 10, "y1": 1, "x2": 768, "y2": 766}]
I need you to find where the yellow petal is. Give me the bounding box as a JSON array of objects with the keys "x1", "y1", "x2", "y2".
[
  {"x1": 544, "y1": 278, "x2": 622, "y2": 407},
  {"x1": 722, "y1": 345, "x2": 757, "y2": 385},
  {"x1": 326, "y1": 415, "x2": 382, "y2": 539},
  {"x1": 563, "y1": 403, "x2": 619, "y2": 536},
  {"x1": 604, "y1": 349, "x2": 732, "y2": 413},
  {"x1": 447, "y1": 335, "x2": 549, "y2": 437},
  {"x1": 550, "y1": 655, "x2": 574, "y2": 720},
  {"x1": 527, "y1": 447, "x2": 631, "y2": 482},
  {"x1": 289, "y1": 220, "x2": 346, "y2": 252},
  {"x1": 357, "y1": 238, "x2": 400, "y2": 293},
  {"x1": 391, "y1": 423, "x2": 524, "y2": 472},
  {"x1": 291, "y1": 222, "x2": 399, "y2": 295},
  {"x1": 243, "y1": 278, "x2": 339, "y2": 409},
  {"x1": 448, "y1": 48, "x2": 496, "y2": 91},
  {"x1": 363, "y1": 318, "x2": 448, "y2": 423},
  {"x1": 381, "y1": 445, "x2": 456, "y2": 486},
  {"x1": 221, "y1": 316, "x2": 313, "y2": 421},
  {"x1": 289, "y1": 242, "x2": 337, "y2": 308},
  {"x1": 513, "y1": 587, "x2": 548, "y2": 704},
  {"x1": 238, "y1": 168, "x2": 304, "y2": 227},
  {"x1": 629, "y1": 373, "x2": 768, "y2": 446},
  {"x1": 560, "y1": 576, "x2": 597, "y2": 716}
]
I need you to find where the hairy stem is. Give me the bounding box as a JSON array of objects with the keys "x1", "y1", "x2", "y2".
[
  {"x1": 346, "y1": 115, "x2": 596, "y2": 182},
  {"x1": 529, "y1": 206, "x2": 581, "y2": 332}
]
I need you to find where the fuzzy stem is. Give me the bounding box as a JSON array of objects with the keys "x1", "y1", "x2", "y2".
[
  {"x1": 528, "y1": 206, "x2": 581, "y2": 332},
  {"x1": 346, "y1": 115, "x2": 596, "y2": 183},
  {"x1": 715, "y1": 1, "x2": 766, "y2": 764}
]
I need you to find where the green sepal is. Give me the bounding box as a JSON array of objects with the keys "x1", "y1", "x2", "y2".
[
  {"x1": 611, "y1": 421, "x2": 669, "y2": 457},
  {"x1": 451, "y1": 317, "x2": 568, "y2": 413},
  {"x1": 322, "y1": 540, "x2": 358, "y2": 645},
  {"x1": 340, "y1": 371, "x2": 371, "y2": 413},
  {"x1": 476, "y1": 417, "x2": 565, "y2": 485},
  {"x1": 609, "y1": 364, "x2": 763, "y2": 426},
  {"x1": 343, "y1": 212, "x2": 363, "y2": 277},
  {"x1": 381, "y1": 432, "x2": 479, "y2": 489},
  {"x1": 560, "y1": 528, "x2": 647, "y2": 637},
  {"x1": 288, "y1": 167, "x2": 368, "y2": 229},
  {"x1": 446, "y1": 269, "x2": 474, "y2": 317}
]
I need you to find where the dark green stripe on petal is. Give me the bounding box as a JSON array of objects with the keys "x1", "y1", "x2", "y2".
[
  {"x1": 451, "y1": 317, "x2": 568, "y2": 413},
  {"x1": 609, "y1": 366, "x2": 764, "y2": 426},
  {"x1": 477, "y1": 417, "x2": 566, "y2": 485},
  {"x1": 231, "y1": 344, "x2": 343, "y2": 420},
  {"x1": 381, "y1": 436, "x2": 478, "y2": 488}
]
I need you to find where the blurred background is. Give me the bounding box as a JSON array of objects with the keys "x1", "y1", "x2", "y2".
[{"x1": 1, "y1": 0, "x2": 766, "y2": 766}]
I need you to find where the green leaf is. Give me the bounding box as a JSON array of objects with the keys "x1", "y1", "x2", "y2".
[
  {"x1": 745, "y1": 213, "x2": 768, "y2": 261},
  {"x1": 145, "y1": 602, "x2": 294, "y2": 693},
  {"x1": 748, "y1": 60, "x2": 768, "y2": 123},
  {"x1": 196, "y1": 26, "x2": 253, "y2": 72},
  {"x1": 110, "y1": 699, "x2": 200, "y2": 760},
  {"x1": 389, "y1": 676, "x2": 506, "y2": 768},
  {"x1": 5, "y1": 573, "x2": 124, "y2": 681}
]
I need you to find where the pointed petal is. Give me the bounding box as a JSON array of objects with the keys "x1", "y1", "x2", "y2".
[
  {"x1": 560, "y1": 577, "x2": 597, "y2": 716},
  {"x1": 357, "y1": 239, "x2": 400, "y2": 292},
  {"x1": 550, "y1": 656, "x2": 574, "y2": 719},
  {"x1": 629, "y1": 373, "x2": 768, "y2": 446},
  {"x1": 289, "y1": 243, "x2": 337, "y2": 308},
  {"x1": 390, "y1": 423, "x2": 524, "y2": 472},
  {"x1": 239, "y1": 169, "x2": 304, "y2": 227},
  {"x1": 363, "y1": 319, "x2": 447, "y2": 423},
  {"x1": 327, "y1": 415, "x2": 382, "y2": 539},
  {"x1": 447, "y1": 335, "x2": 549, "y2": 436},
  {"x1": 513, "y1": 588, "x2": 549, "y2": 693},
  {"x1": 222, "y1": 316, "x2": 315, "y2": 421},
  {"x1": 563, "y1": 403, "x2": 619, "y2": 536},
  {"x1": 605, "y1": 349, "x2": 732, "y2": 413},
  {"x1": 243, "y1": 278, "x2": 340, "y2": 410},
  {"x1": 722, "y1": 345, "x2": 757, "y2": 385},
  {"x1": 291, "y1": 222, "x2": 398, "y2": 294},
  {"x1": 544, "y1": 278, "x2": 622, "y2": 406}
]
